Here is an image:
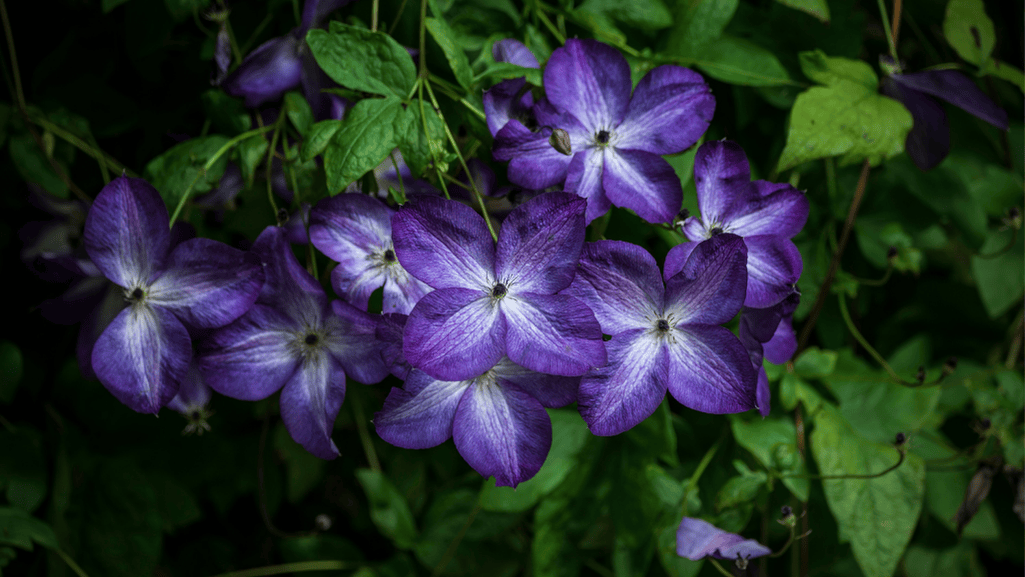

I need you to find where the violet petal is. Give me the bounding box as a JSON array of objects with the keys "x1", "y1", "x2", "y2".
[
  {"x1": 221, "y1": 34, "x2": 304, "y2": 108},
  {"x1": 664, "y1": 234, "x2": 748, "y2": 326},
  {"x1": 279, "y1": 350, "x2": 347, "y2": 459},
  {"x1": 565, "y1": 148, "x2": 612, "y2": 223},
  {"x1": 327, "y1": 300, "x2": 389, "y2": 385},
  {"x1": 616, "y1": 65, "x2": 714, "y2": 155},
  {"x1": 693, "y1": 141, "x2": 753, "y2": 227},
  {"x1": 374, "y1": 369, "x2": 469, "y2": 449},
  {"x1": 744, "y1": 235, "x2": 802, "y2": 309},
  {"x1": 493, "y1": 39, "x2": 540, "y2": 69},
  {"x1": 492, "y1": 358, "x2": 579, "y2": 408},
  {"x1": 493, "y1": 120, "x2": 574, "y2": 189},
  {"x1": 502, "y1": 292, "x2": 607, "y2": 377},
  {"x1": 564, "y1": 240, "x2": 663, "y2": 335},
  {"x1": 403, "y1": 288, "x2": 506, "y2": 381},
  {"x1": 666, "y1": 324, "x2": 757, "y2": 414},
  {"x1": 676, "y1": 517, "x2": 772, "y2": 561},
  {"x1": 496, "y1": 192, "x2": 586, "y2": 294},
  {"x1": 893, "y1": 69, "x2": 1008, "y2": 130},
  {"x1": 543, "y1": 39, "x2": 631, "y2": 131},
  {"x1": 727, "y1": 182, "x2": 809, "y2": 239},
  {"x1": 603, "y1": 148, "x2": 682, "y2": 224}
]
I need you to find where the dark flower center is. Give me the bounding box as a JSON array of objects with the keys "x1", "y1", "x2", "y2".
[
  {"x1": 709, "y1": 226, "x2": 724, "y2": 236},
  {"x1": 596, "y1": 130, "x2": 610, "y2": 144},
  {"x1": 129, "y1": 287, "x2": 144, "y2": 301},
  {"x1": 304, "y1": 334, "x2": 319, "y2": 345},
  {"x1": 656, "y1": 319, "x2": 671, "y2": 332},
  {"x1": 491, "y1": 283, "x2": 508, "y2": 298},
  {"x1": 383, "y1": 249, "x2": 396, "y2": 262}
]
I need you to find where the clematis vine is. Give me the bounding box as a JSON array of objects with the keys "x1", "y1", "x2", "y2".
[
  {"x1": 392, "y1": 192, "x2": 606, "y2": 381},
  {"x1": 564, "y1": 235, "x2": 757, "y2": 436},
  {"x1": 679, "y1": 140, "x2": 808, "y2": 309},
  {"x1": 83, "y1": 176, "x2": 265, "y2": 413},
  {"x1": 198, "y1": 226, "x2": 388, "y2": 458},
  {"x1": 493, "y1": 38, "x2": 714, "y2": 224},
  {"x1": 676, "y1": 517, "x2": 772, "y2": 562},
  {"x1": 309, "y1": 193, "x2": 431, "y2": 314},
  {"x1": 374, "y1": 358, "x2": 578, "y2": 487}
]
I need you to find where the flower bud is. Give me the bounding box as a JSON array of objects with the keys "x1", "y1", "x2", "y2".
[
  {"x1": 915, "y1": 366, "x2": 926, "y2": 384},
  {"x1": 549, "y1": 128, "x2": 572, "y2": 156},
  {"x1": 778, "y1": 505, "x2": 797, "y2": 529},
  {"x1": 895, "y1": 432, "x2": 906, "y2": 445},
  {"x1": 942, "y1": 356, "x2": 958, "y2": 375},
  {"x1": 886, "y1": 246, "x2": 899, "y2": 260}
]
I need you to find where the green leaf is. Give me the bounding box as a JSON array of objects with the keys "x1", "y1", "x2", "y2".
[
  {"x1": 306, "y1": 23, "x2": 417, "y2": 98},
  {"x1": 146, "y1": 473, "x2": 201, "y2": 533},
  {"x1": 777, "y1": 50, "x2": 912, "y2": 171},
  {"x1": 144, "y1": 135, "x2": 230, "y2": 206},
  {"x1": 970, "y1": 229, "x2": 1024, "y2": 318},
  {"x1": 942, "y1": 0, "x2": 995, "y2": 67},
  {"x1": 984, "y1": 59, "x2": 1025, "y2": 92},
  {"x1": 855, "y1": 218, "x2": 923, "y2": 273},
  {"x1": 472, "y1": 62, "x2": 543, "y2": 88},
  {"x1": 163, "y1": 0, "x2": 210, "y2": 20},
  {"x1": 0, "y1": 431, "x2": 46, "y2": 513},
  {"x1": 623, "y1": 400, "x2": 678, "y2": 466},
  {"x1": 479, "y1": 410, "x2": 590, "y2": 512},
  {"x1": 393, "y1": 103, "x2": 446, "y2": 180},
  {"x1": 324, "y1": 97, "x2": 402, "y2": 194},
  {"x1": 0, "y1": 341, "x2": 23, "y2": 404},
  {"x1": 810, "y1": 404, "x2": 925, "y2": 577},
  {"x1": 694, "y1": 35, "x2": 792, "y2": 87},
  {"x1": 577, "y1": 0, "x2": 673, "y2": 32},
  {"x1": 904, "y1": 543, "x2": 986, "y2": 577},
  {"x1": 912, "y1": 434, "x2": 1000, "y2": 540},
  {"x1": 8, "y1": 133, "x2": 68, "y2": 198},
  {"x1": 945, "y1": 153, "x2": 1024, "y2": 217},
  {"x1": 657, "y1": 523, "x2": 703, "y2": 577},
  {"x1": 201, "y1": 90, "x2": 251, "y2": 136},
  {"x1": 355, "y1": 468, "x2": 418, "y2": 549},
  {"x1": 773, "y1": 0, "x2": 830, "y2": 22},
  {"x1": 730, "y1": 414, "x2": 810, "y2": 501},
  {"x1": 235, "y1": 133, "x2": 269, "y2": 186},
  {"x1": 302, "y1": 119, "x2": 344, "y2": 163},
  {"x1": 426, "y1": 18, "x2": 474, "y2": 90},
  {"x1": 779, "y1": 372, "x2": 825, "y2": 413},
  {"x1": 664, "y1": 0, "x2": 738, "y2": 59},
  {"x1": 715, "y1": 461, "x2": 767, "y2": 509},
  {"x1": 273, "y1": 423, "x2": 326, "y2": 504},
  {"x1": 102, "y1": 0, "x2": 133, "y2": 12},
  {"x1": 284, "y1": 92, "x2": 315, "y2": 136},
  {"x1": 0, "y1": 507, "x2": 58, "y2": 551},
  {"x1": 793, "y1": 347, "x2": 838, "y2": 378}
]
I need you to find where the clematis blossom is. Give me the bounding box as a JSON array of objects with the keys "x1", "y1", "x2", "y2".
[
  {"x1": 564, "y1": 235, "x2": 757, "y2": 436},
  {"x1": 392, "y1": 192, "x2": 606, "y2": 382},
  {"x1": 493, "y1": 39, "x2": 714, "y2": 224},
  {"x1": 679, "y1": 140, "x2": 808, "y2": 309},
  {"x1": 676, "y1": 517, "x2": 772, "y2": 561},
  {"x1": 82, "y1": 176, "x2": 265, "y2": 414},
  {"x1": 198, "y1": 226, "x2": 388, "y2": 458},
  {"x1": 309, "y1": 193, "x2": 431, "y2": 314},
  {"x1": 374, "y1": 358, "x2": 578, "y2": 487},
  {"x1": 739, "y1": 291, "x2": 799, "y2": 416},
  {"x1": 482, "y1": 39, "x2": 541, "y2": 137}
]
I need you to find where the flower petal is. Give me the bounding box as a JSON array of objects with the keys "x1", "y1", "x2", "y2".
[
  {"x1": 452, "y1": 379, "x2": 552, "y2": 487},
  {"x1": 392, "y1": 196, "x2": 496, "y2": 290},
  {"x1": 166, "y1": 362, "x2": 213, "y2": 415},
  {"x1": 665, "y1": 234, "x2": 748, "y2": 326},
  {"x1": 676, "y1": 517, "x2": 772, "y2": 561},
  {"x1": 727, "y1": 181, "x2": 809, "y2": 239},
  {"x1": 666, "y1": 324, "x2": 757, "y2": 414},
  {"x1": 578, "y1": 329, "x2": 668, "y2": 436},
  {"x1": 502, "y1": 293, "x2": 607, "y2": 377},
  {"x1": 491, "y1": 358, "x2": 579, "y2": 408},
  {"x1": 493, "y1": 120, "x2": 573, "y2": 189},
  {"x1": 880, "y1": 78, "x2": 950, "y2": 171},
  {"x1": 493, "y1": 39, "x2": 540, "y2": 69},
  {"x1": 147, "y1": 238, "x2": 265, "y2": 329},
  {"x1": 496, "y1": 192, "x2": 586, "y2": 293},
  {"x1": 91, "y1": 304, "x2": 191, "y2": 414},
  {"x1": 374, "y1": 369, "x2": 470, "y2": 449},
  {"x1": 892, "y1": 70, "x2": 1008, "y2": 130},
  {"x1": 221, "y1": 34, "x2": 303, "y2": 108},
  {"x1": 693, "y1": 140, "x2": 754, "y2": 227},
  {"x1": 484, "y1": 78, "x2": 536, "y2": 137},
  {"x1": 543, "y1": 39, "x2": 630, "y2": 130},
  {"x1": 404, "y1": 288, "x2": 506, "y2": 381},
  {"x1": 744, "y1": 235, "x2": 802, "y2": 308},
  {"x1": 616, "y1": 65, "x2": 714, "y2": 155},
  {"x1": 279, "y1": 351, "x2": 347, "y2": 459},
  {"x1": 564, "y1": 240, "x2": 663, "y2": 334},
  {"x1": 327, "y1": 300, "x2": 389, "y2": 385},
  {"x1": 197, "y1": 304, "x2": 301, "y2": 401},
  {"x1": 663, "y1": 241, "x2": 697, "y2": 280},
  {"x1": 603, "y1": 148, "x2": 683, "y2": 224},
  {"x1": 252, "y1": 226, "x2": 328, "y2": 315},
  {"x1": 764, "y1": 315, "x2": 797, "y2": 365},
  {"x1": 84, "y1": 175, "x2": 170, "y2": 289},
  {"x1": 565, "y1": 147, "x2": 612, "y2": 223},
  {"x1": 376, "y1": 313, "x2": 411, "y2": 379}
]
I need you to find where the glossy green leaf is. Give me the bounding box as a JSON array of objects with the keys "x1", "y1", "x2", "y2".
[
  {"x1": 904, "y1": 543, "x2": 986, "y2": 577},
  {"x1": 778, "y1": 50, "x2": 912, "y2": 171},
  {"x1": 235, "y1": 133, "x2": 269, "y2": 186},
  {"x1": 664, "y1": 0, "x2": 738, "y2": 59},
  {"x1": 715, "y1": 461, "x2": 767, "y2": 510},
  {"x1": 144, "y1": 135, "x2": 230, "y2": 206},
  {"x1": 577, "y1": 0, "x2": 673, "y2": 32},
  {"x1": 984, "y1": 59, "x2": 1025, "y2": 92},
  {"x1": 473, "y1": 62, "x2": 543, "y2": 88},
  {"x1": 324, "y1": 97, "x2": 402, "y2": 194},
  {"x1": 942, "y1": 0, "x2": 995, "y2": 67},
  {"x1": 694, "y1": 35, "x2": 792, "y2": 87},
  {"x1": 302, "y1": 119, "x2": 344, "y2": 163},
  {"x1": 810, "y1": 404, "x2": 925, "y2": 577},
  {"x1": 774, "y1": 0, "x2": 829, "y2": 22},
  {"x1": 793, "y1": 346, "x2": 838, "y2": 378},
  {"x1": 426, "y1": 18, "x2": 474, "y2": 89},
  {"x1": 8, "y1": 133, "x2": 68, "y2": 198},
  {"x1": 730, "y1": 414, "x2": 810, "y2": 501},
  {"x1": 970, "y1": 229, "x2": 1024, "y2": 318},
  {"x1": 393, "y1": 103, "x2": 446, "y2": 180},
  {"x1": 201, "y1": 90, "x2": 251, "y2": 136},
  {"x1": 912, "y1": 434, "x2": 1000, "y2": 540},
  {"x1": 0, "y1": 507, "x2": 58, "y2": 551},
  {"x1": 307, "y1": 23, "x2": 417, "y2": 98},
  {"x1": 284, "y1": 92, "x2": 315, "y2": 136},
  {"x1": 355, "y1": 468, "x2": 418, "y2": 549}
]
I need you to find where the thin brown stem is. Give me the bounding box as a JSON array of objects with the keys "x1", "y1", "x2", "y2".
[
  {"x1": 1006, "y1": 310, "x2": 1024, "y2": 369},
  {"x1": 890, "y1": 0, "x2": 903, "y2": 47}
]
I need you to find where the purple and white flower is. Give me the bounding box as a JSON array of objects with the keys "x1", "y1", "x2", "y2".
[
  {"x1": 564, "y1": 235, "x2": 757, "y2": 436},
  {"x1": 310, "y1": 193, "x2": 431, "y2": 314},
  {"x1": 738, "y1": 291, "x2": 799, "y2": 416},
  {"x1": 374, "y1": 358, "x2": 578, "y2": 487},
  {"x1": 676, "y1": 517, "x2": 772, "y2": 561},
  {"x1": 198, "y1": 226, "x2": 388, "y2": 458},
  {"x1": 483, "y1": 39, "x2": 541, "y2": 137},
  {"x1": 679, "y1": 140, "x2": 808, "y2": 309},
  {"x1": 82, "y1": 176, "x2": 265, "y2": 414},
  {"x1": 492, "y1": 39, "x2": 714, "y2": 224},
  {"x1": 392, "y1": 192, "x2": 606, "y2": 381}
]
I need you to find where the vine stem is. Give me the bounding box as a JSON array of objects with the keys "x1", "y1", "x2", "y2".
[
  {"x1": 53, "y1": 548, "x2": 90, "y2": 577},
  {"x1": 208, "y1": 561, "x2": 355, "y2": 577},
  {"x1": 875, "y1": 0, "x2": 897, "y2": 61},
  {"x1": 351, "y1": 390, "x2": 381, "y2": 472},
  {"x1": 28, "y1": 114, "x2": 135, "y2": 178}
]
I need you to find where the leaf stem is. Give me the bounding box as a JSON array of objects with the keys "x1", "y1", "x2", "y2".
[
  {"x1": 208, "y1": 561, "x2": 356, "y2": 577},
  {"x1": 351, "y1": 390, "x2": 381, "y2": 472},
  {"x1": 28, "y1": 113, "x2": 135, "y2": 178},
  {"x1": 788, "y1": 444, "x2": 905, "y2": 480},
  {"x1": 388, "y1": 0, "x2": 409, "y2": 34},
  {"x1": 682, "y1": 440, "x2": 719, "y2": 517},
  {"x1": 371, "y1": 0, "x2": 379, "y2": 31},
  {"x1": 875, "y1": 0, "x2": 898, "y2": 61},
  {"x1": 52, "y1": 548, "x2": 90, "y2": 577}
]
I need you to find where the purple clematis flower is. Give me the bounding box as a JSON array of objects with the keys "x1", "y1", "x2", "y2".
[
  {"x1": 483, "y1": 39, "x2": 541, "y2": 137},
  {"x1": 82, "y1": 176, "x2": 265, "y2": 414},
  {"x1": 493, "y1": 39, "x2": 714, "y2": 224},
  {"x1": 564, "y1": 235, "x2": 757, "y2": 436},
  {"x1": 739, "y1": 291, "x2": 799, "y2": 416},
  {"x1": 676, "y1": 517, "x2": 772, "y2": 562},
  {"x1": 166, "y1": 362, "x2": 215, "y2": 435},
  {"x1": 374, "y1": 358, "x2": 578, "y2": 487},
  {"x1": 679, "y1": 140, "x2": 808, "y2": 309},
  {"x1": 198, "y1": 225, "x2": 388, "y2": 458},
  {"x1": 392, "y1": 192, "x2": 607, "y2": 381},
  {"x1": 880, "y1": 58, "x2": 1009, "y2": 171},
  {"x1": 309, "y1": 193, "x2": 431, "y2": 314}
]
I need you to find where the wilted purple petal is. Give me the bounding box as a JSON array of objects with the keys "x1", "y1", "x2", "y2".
[
  {"x1": 502, "y1": 293, "x2": 606, "y2": 377},
  {"x1": 213, "y1": 27, "x2": 231, "y2": 86},
  {"x1": 892, "y1": 69, "x2": 1008, "y2": 130},
  {"x1": 327, "y1": 300, "x2": 389, "y2": 385},
  {"x1": 222, "y1": 35, "x2": 303, "y2": 108},
  {"x1": 692, "y1": 141, "x2": 753, "y2": 227},
  {"x1": 564, "y1": 240, "x2": 663, "y2": 335},
  {"x1": 492, "y1": 358, "x2": 579, "y2": 408},
  {"x1": 603, "y1": 148, "x2": 682, "y2": 224},
  {"x1": 198, "y1": 304, "x2": 301, "y2": 401},
  {"x1": 676, "y1": 517, "x2": 772, "y2": 561},
  {"x1": 403, "y1": 288, "x2": 505, "y2": 381},
  {"x1": 452, "y1": 379, "x2": 551, "y2": 487},
  {"x1": 881, "y1": 78, "x2": 950, "y2": 171},
  {"x1": 493, "y1": 121, "x2": 573, "y2": 189},
  {"x1": 147, "y1": 238, "x2": 264, "y2": 329},
  {"x1": 543, "y1": 39, "x2": 630, "y2": 131},
  {"x1": 664, "y1": 234, "x2": 747, "y2": 326},
  {"x1": 84, "y1": 175, "x2": 170, "y2": 289},
  {"x1": 755, "y1": 367, "x2": 770, "y2": 417},
  {"x1": 374, "y1": 370, "x2": 469, "y2": 449},
  {"x1": 92, "y1": 304, "x2": 191, "y2": 414},
  {"x1": 666, "y1": 324, "x2": 757, "y2": 414},
  {"x1": 616, "y1": 66, "x2": 714, "y2": 155},
  {"x1": 496, "y1": 192, "x2": 586, "y2": 294},
  {"x1": 392, "y1": 196, "x2": 496, "y2": 290},
  {"x1": 578, "y1": 330, "x2": 668, "y2": 436},
  {"x1": 744, "y1": 235, "x2": 802, "y2": 308},
  {"x1": 564, "y1": 148, "x2": 611, "y2": 223},
  {"x1": 493, "y1": 39, "x2": 540, "y2": 69},
  {"x1": 279, "y1": 351, "x2": 347, "y2": 459}
]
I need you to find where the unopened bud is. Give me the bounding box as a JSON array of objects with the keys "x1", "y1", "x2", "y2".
[
  {"x1": 943, "y1": 356, "x2": 958, "y2": 374},
  {"x1": 886, "y1": 246, "x2": 899, "y2": 260},
  {"x1": 778, "y1": 505, "x2": 797, "y2": 529},
  {"x1": 276, "y1": 207, "x2": 290, "y2": 226},
  {"x1": 1005, "y1": 206, "x2": 1021, "y2": 229},
  {"x1": 895, "y1": 432, "x2": 907, "y2": 445},
  {"x1": 980, "y1": 418, "x2": 991, "y2": 430},
  {"x1": 549, "y1": 128, "x2": 572, "y2": 156},
  {"x1": 915, "y1": 366, "x2": 926, "y2": 384}
]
